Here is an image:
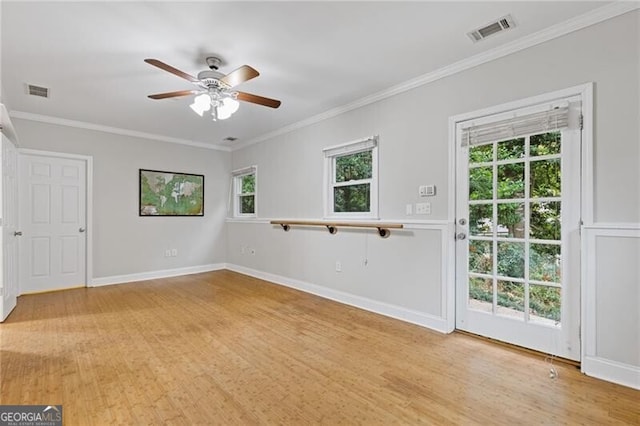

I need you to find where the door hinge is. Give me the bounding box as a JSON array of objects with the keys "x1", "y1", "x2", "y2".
[{"x1": 579, "y1": 114, "x2": 584, "y2": 130}]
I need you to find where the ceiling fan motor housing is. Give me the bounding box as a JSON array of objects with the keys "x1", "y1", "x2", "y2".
[{"x1": 197, "y1": 70, "x2": 229, "y2": 90}]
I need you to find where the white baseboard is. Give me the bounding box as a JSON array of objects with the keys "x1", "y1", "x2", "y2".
[
  {"x1": 225, "y1": 263, "x2": 449, "y2": 334},
  {"x1": 91, "y1": 263, "x2": 226, "y2": 287},
  {"x1": 582, "y1": 356, "x2": 640, "y2": 390}
]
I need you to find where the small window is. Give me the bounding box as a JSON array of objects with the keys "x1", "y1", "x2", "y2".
[
  {"x1": 324, "y1": 136, "x2": 378, "y2": 218},
  {"x1": 232, "y1": 166, "x2": 257, "y2": 217}
]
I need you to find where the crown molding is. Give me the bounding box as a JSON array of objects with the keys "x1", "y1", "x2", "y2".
[
  {"x1": 233, "y1": 2, "x2": 639, "y2": 151},
  {"x1": 9, "y1": 111, "x2": 231, "y2": 152}
]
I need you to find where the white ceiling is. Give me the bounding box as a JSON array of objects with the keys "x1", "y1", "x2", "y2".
[{"x1": 1, "y1": 1, "x2": 611, "y2": 149}]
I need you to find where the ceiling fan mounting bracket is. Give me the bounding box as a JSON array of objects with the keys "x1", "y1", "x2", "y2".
[{"x1": 206, "y1": 56, "x2": 222, "y2": 70}]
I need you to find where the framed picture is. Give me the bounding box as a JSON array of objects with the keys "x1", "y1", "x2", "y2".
[{"x1": 139, "y1": 169, "x2": 204, "y2": 216}]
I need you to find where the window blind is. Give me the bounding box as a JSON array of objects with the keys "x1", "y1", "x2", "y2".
[
  {"x1": 461, "y1": 106, "x2": 570, "y2": 147},
  {"x1": 324, "y1": 136, "x2": 378, "y2": 157},
  {"x1": 231, "y1": 165, "x2": 257, "y2": 177}
]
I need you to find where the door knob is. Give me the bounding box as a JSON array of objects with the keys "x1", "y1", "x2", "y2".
[
  {"x1": 79, "y1": 227, "x2": 86, "y2": 233},
  {"x1": 14, "y1": 231, "x2": 22, "y2": 237},
  {"x1": 456, "y1": 232, "x2": 466, "y2": 240}
]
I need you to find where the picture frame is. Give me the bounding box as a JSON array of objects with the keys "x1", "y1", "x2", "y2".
[{"x1": 139, "y1": 169, "x2": 204, "y2": 216}]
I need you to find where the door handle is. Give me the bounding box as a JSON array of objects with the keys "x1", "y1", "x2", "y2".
[
  {"x1": 456, "y1": 232, "x2": 466, "y2": 240},
  {"x1": 79, "y1": 227, "x2": 86, "y2": 233},
  {"x1": 14, "y1": 231, "x2": 22, "y2": 237}
]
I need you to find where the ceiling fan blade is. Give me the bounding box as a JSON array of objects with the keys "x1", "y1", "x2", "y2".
[
  {"x1": 236, "y1": 91, "x2": 281, "y2": 109},
  {"x1": 144, "y1": 59, "x2": 199, "y2": 83},
  {"x1": 220, "y1": 65, "x2": 259, "y2": 88},
  {"x1": 148, "y1": 90, "x2": 200, "y2": 100}
]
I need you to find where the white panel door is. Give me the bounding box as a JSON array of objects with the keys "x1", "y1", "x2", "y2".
[
  {"x1": 1, "y1": 135, "x2": 19, "y2": 321},
  {"x1": 19, "y1": 154, "x2": 86, "y2": 293}
]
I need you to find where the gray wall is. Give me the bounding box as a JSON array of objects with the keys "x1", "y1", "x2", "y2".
[
  {"x1": 13, "y1": 120, "x2": 230, "y2": 279},
  {"x1": 232, "y1": 10, "x2": 639, "y2": 224},
  {"x1": 229, "y1": 11, "x2": 640, "y2": 373}
]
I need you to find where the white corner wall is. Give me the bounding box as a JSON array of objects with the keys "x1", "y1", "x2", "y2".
[
  {"x1": 13, "y1": 119, "x2": 230, "y2": 284},
  {"x1": 228, "y1": 10, "x2": 640, "y2": 387}
]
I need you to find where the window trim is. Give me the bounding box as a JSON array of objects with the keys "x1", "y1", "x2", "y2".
[
  {"x1": 232, "y1": 165, "x2": 257, "y2": 218},
  {"x1": 323, "y1": 136, "x2": 379, "y2": 219}
]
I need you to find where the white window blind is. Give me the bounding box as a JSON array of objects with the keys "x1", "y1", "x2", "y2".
[
  {"x1": 232, "y1": 165, "x2": 257, "y2": 177},
  {"x1": 461, "y1": 105, "x2": 571, "y2": 147},
  {"x1": 323, "y1": 136, "x2": 377, "y2": 157}
]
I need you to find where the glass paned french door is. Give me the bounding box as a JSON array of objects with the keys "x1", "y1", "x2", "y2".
[
  {"x1": 456, "y1": 112, "x2": 581, "y2": 361},
  {"x1": 467, "y1": 132, "x2": 563, "y2": 325}
]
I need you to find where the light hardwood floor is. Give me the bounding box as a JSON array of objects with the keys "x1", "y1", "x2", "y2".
[{"x1": 1, "y1": 270, "x2": 638, "y2": 425}]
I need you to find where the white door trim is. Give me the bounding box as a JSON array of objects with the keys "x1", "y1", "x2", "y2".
[
  {"x1": 447, "y1": 82, "x2": 594, "y2": 352},
  {"x1": 18, "y1": 149, "x2": 94, "y2": 287}
]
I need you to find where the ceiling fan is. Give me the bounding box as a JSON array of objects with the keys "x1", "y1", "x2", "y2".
[{"x1": 145, "y1": 57, "x2": 281, "y2": 121}]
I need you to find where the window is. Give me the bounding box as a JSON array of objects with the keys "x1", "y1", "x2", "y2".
[
  {"x1": 232, "y1": 166, "x2": 257, "y2": 217},
  {"x1": 324, "y1": 136, "x2": 378, "y2": 218}
]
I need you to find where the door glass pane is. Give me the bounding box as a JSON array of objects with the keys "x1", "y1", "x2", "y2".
[
  {"x1": 530, "y1": 201, "x2": 561, "y2": 240},
  {"x1": 469, "y1": 276, "x2": 493, "y2": 313},
  {"x1": 469, "y1": 166, "x2": 493, "y2": 200},
  {"x1": 497, "y1": 280, "x2": 524, "y2": 320},
  {"x1": 497, "y1": 242, "x2": 524, "y2": 279},
  {"x1": 466, "y1": 131, "x2": 566, "y2": 329},
  {"x1": 469, "y1": 144, "x2": 493, "y2": 163},
  {"x1": 530, "y1": 132, "x2": 560, "y2": 156},
  {"x1": 531, "y1": 159, "x2": 561, "y2": 197},
  {"x1": 497, "y1": 163, "x2": 524, "y2": 199},
  {"x1": 497, "y1": 203, "x2": 525, "y2": 238},
  {"x1": 530, "y1": 244, "x2": 561, "y2": 283},
  {"x1": 529, "y1": 285, "x2": 561, "y2": 325},
  {"x1": 469, "y1": 204, "x2": 493, "y2": 236},
  {"x1": 469, "y1": 240, "x2": 493, "y2": 274},
  {"x1": 497, "y1": 138, "x2": 525, "y2": 160}
]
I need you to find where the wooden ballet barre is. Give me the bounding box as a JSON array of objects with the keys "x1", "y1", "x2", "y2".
[{"x1": 270, "y1": 220, "x2": 403, "y2": 238}]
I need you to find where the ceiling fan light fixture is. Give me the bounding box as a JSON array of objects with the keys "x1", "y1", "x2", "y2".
[
  {"x1": 214, "y1": 96, "x2": 240, "y2": 120},
  {"x1": 190, "y1": 93, "x2": 211, "y2": 116}
]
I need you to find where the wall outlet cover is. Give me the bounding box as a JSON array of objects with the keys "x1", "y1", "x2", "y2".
[{"x1": 416, "y1": 202, "x2": 431, "y2": 215}]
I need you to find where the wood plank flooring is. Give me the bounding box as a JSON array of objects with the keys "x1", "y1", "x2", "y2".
[{"x1": 1, "y1": 270, "x2": 638, "y2": 425}]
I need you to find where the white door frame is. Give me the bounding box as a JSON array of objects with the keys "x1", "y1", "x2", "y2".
[
  {"x1": 18, "y1": 149, "x2": 93, "y2": 288},
  {"x1": 446, "y1": 83, "x2": 594, "y2": 356}
]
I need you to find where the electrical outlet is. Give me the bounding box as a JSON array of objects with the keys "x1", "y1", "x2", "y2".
[
  {"x1": 335, "y1": 261, "x2": 342, "y2": 272},
  {"x1": 171, "y1": 249, "x2": 178, "y2": 257},
  {"x1": 416, "y1": 202, "x2": 431, "y2": 215},
  {"x1": 164, "y1": 249, "x2": 171, "y2": 257}
]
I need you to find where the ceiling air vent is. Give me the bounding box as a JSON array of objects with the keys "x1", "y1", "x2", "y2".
[
  {"x1": 467, "y1": 14, "x2": 516, "y2": 43},
  {"x1": 27, "y1": 84, "x2": 50, "y2": 98}
]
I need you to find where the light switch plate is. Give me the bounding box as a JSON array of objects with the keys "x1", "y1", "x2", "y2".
[{"x1": 419, "y1": 185, "x2": 436, "y2": 197}]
